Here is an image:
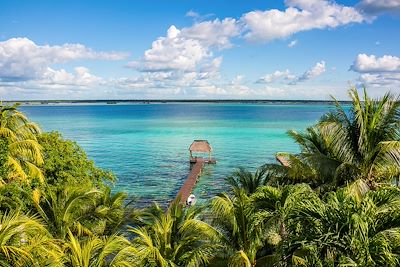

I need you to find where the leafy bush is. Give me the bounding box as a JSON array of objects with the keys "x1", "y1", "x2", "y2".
[{"x1": 38, "y1": 131, "x2": 114, "y2": 189}]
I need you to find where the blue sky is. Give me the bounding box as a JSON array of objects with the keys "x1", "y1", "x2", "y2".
[{"x1": 1, "y1": 0, "x2": 400, "y2": 100}]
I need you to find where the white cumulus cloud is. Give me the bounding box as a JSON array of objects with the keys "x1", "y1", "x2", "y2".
[
  {"x1": 126, "y1": 26, "x2": 210, "y2": 72},
  {"x1": 3, "y1": 0, "x2": 392, "y2": 99},
  {"x1": 41, "y1": 67, "x2": 103, "y2": 87},
  {"x1": 128, "y1": 19, "x2": 240, "y2": 73},
  {"x1": 351, "y1": 53, "x2": 400, "y2": 88},
  {"x1": 257, "y1": 69, "x2": 295, "y2": 83},
  {"x1": 0, "y1": 66, "x2": 106, "y2": 100},
  {"x1": 242, "y1": 0, "x2": 364, "y2": 42},
  {"x1": 297, "y1": 60, "x2": 326, "y2": 82},
  {"x1": 0, "y1": 37, "x2": 128, "y2": 81},
  {"x1": 358, "y1": 73, "x2": 400, "y2": 86},
  {"x1": 181, "y1": 18, "x2": 240, "y2": 49},
  {"x1": 257, "y1": 61, "x2": 326, "y2": 85},
  {"x1": 350, "y1": 54, "x2": 400, "y2": 73},
  {"x1": 120, "y1": 1, "x2": 366, "y2": 98}
]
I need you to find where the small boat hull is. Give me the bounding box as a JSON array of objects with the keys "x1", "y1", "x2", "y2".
[{"x1": 186, "y1": 194, "x2": 197, "y2": 206}]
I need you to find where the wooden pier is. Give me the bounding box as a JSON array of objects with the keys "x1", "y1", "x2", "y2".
[
  {"x1": 175, "y1": 140, "x2": 216, "y2": 204},
  {"x1": 176, "y1": 158, "x2": 216, "y2": 203}
]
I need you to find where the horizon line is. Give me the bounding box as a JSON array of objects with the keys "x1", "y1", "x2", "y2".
[{"x1": 3, "y1": 99, "x2": 351, "y2": 103}]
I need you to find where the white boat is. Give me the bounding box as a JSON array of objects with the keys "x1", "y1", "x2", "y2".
[{"x1": 186, "y1": 194, "x2": 197, "y2": 206}]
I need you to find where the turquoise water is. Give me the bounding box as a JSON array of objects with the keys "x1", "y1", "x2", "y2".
[{"x1": 21, "y1": 103, "x2": 332, "y2": 205}]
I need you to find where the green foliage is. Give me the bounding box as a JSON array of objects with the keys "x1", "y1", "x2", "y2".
[
  {"x1": 34, "y1": 185, "x2": 102, "y2": 239},
  {"x1": 0, "y1": 138, "x2": 9, "y2": 179},
  {"x1": 0, "y1": 103, "x2": 43, "y2": 184},
  {"x1": 210, "y1": 190, "x2": 268, "y2": 266},
  {"x1": 38, "y1": 131, "x2": 114, "y2": 189},
  {"x1": 287, "y1": 181, "x2": 400, "y2": 266},
  {"x1": 266, "y1": 88, "x2": 400, "y2": 191},
  {"x1": 226, "y1": 166, "x2": 272, "y2": 195},
  {"x1": 0, "y1": 181, "x2": 36, "y2": 212},
  {"x1": 319, "y1": 88, "x2": 400, "y2": 185},
  {"x1": 0, "y1": 210, "x2": 62, "y2": 267},
  {"x1": 130, "y1": 199, "x2": 219, "y2": 266},
  {"x1": 63, "y1": 230, "x2": 137, "y2": 267},
  {"x1": 33, "y1": 185, "x2": 127, "y2": 239},
  {"x1": 93, "y1": 187, "x2": 128, "y2": 235},
  {"x1": 0, "y1": 88, "x2": 400, "y2": 266}
]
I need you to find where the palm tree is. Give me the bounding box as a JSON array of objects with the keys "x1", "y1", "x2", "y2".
[
  {"x1": 63, "y1": 230, "x2": 137, "y2": 267},
  {"x1": 130, "y1": 199, "x2": 219, "y2": 266},
  {"x1": 250, "y1": 184, "x2": 317, "y2": 266},
  {"x1": 287, "y1": 180, "x2": 400, "y2": 266},
  {"x1": 319, "y1": 88, "x2": 400, "y2": 187},
  {"x1": 275, "y1": 127, "x2": 344, "y2": 192},
  {"x1": 0, "y1": 211, "x2": 62, "y2": 267},
  {"x1": 0, "y1": 103, "x2": 43, "y2": 184},
  {"x1": 226, "y1": 166, "x2": 271, "y2": 195},
  {"x1": 210, "y1": 189, "x2": 273, "y2": 266},
  {"x1": 34, "y1": 185, "x2": 101, "y2": 239},
  {"x1": 288, "y1": 126, "x2": 341, "y2": 181},
  {"x1": 89, "y1": 187, "x2": 128, "y2": 235},
  {"x1": 270, "y1": 88, "x2": 400, "y2": 189}
]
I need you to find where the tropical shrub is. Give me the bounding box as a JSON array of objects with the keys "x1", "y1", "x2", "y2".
[
  {"x1": 0, "y1": 88, "x2": 398, "y2": 266},
  {"x1": 130, "y1": 199, "x2": 219, "y2": 266},
  {"x1": 287, "y1": 181, "x2": 400, "y2": 266},
  {"x1": 210, "y1": 189, "x2": 269, "y2": 266},
  {"x1": 0, "y1": 103, "x2": 43, "y2": 184},
  {"x1": 0, "y1": 211, "x2": 62, "y2": 267},
  {"x1": 38, "y1": 131, "x2": 114, "y2": 189},
  {"x1": 267, "y1": 88, "x2": 400, "y2": 191},
  {"x1": 63, "y1": 230, "x2": 136, "y2": 267},
  {"x1": 226, "y1": 166, "x2": 271, "y2": 195}
]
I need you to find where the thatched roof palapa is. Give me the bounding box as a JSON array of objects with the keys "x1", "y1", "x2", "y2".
[
  {"x1": 276, "y1": 152, "x2": 290, "y2": 167},
  {"x1": 189, "y1": 140, "x2": 212, "y2": 153}
]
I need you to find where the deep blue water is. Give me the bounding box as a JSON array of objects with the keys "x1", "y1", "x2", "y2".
[{"x1": 21, "y1": 103, "x2": 332, "y2": 205}]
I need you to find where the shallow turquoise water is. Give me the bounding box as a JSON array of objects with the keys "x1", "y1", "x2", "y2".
[{"x1": 21, "y1": 103, "x2": 332, "y2": 205}]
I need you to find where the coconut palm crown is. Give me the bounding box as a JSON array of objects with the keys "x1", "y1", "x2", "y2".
[
  {"x1": 130, "y1": 198, "x2": 219, "y2": 266},
  {"x1": 0, "y1": 103, "x2": 43, "y2": 184},
  {"x1": 273, "y1": 88, "x2": 400, "y2": 189}
]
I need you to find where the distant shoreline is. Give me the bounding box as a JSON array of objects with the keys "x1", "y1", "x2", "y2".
[{"x1": 4, "y1": 99, "x2": 352, "y2": 105}]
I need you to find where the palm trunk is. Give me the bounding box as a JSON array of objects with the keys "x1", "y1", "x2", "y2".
[{"x1": 279, "y1": 217, "x2": 288, "y2": 267}]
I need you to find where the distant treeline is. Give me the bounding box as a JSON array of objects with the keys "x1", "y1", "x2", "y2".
[{"x1": 4, "y1": 99, "x2": 353, "y2": 105}]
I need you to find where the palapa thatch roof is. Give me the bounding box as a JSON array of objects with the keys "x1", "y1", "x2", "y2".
[
  {"x1": 189, "y1": 140, "x2": 212, "y2": 153},
  {"x1": 276, "y1": 152, "x2": 290, "y2": 167}
]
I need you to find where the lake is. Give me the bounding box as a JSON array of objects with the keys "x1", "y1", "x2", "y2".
[{"x1": 21, "y1": 103, "x2": 332, "y2": 205}]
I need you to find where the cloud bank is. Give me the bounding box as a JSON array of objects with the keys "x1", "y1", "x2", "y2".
[
  {"x1": 242, "y1": 0, "x2": 364, "y2": 42},
  {"x1": 0, "y1": 38, "x2": 128, "y2": 81},
  {"x1": 257, "y1": 61, "x2": 326, "y2": 84},
  {"x1": 351, "y1": 54, "x2": 400, "y2": 88},
  {"x1": 1, "y1": 0, "x2": 398, "y2": 100}
]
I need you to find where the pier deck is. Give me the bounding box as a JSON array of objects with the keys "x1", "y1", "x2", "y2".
[{"x1": 176, "y1": 157, "x2": 215, "y2": 203}]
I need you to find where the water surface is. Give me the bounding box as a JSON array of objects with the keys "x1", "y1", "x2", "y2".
[{"x1": 21, "y1": 103, "x2": 332, "y2": 205}]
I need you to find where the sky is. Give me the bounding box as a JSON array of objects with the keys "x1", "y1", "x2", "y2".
[{"x1": 1, "y1": 0, "x2": 400, "y2": 100}]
